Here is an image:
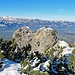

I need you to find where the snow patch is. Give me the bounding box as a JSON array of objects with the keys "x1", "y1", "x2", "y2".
[
  {"x1": 58, "y1": 40, "x2": 74, "y2": 55},
  {"x1": 0, "y1": 58, "x2": 27, "y2": 75},
  {"x1": 0, "y1": 24, "x2": 6, "y2": 27},
  {"x1": 40, "y1": 27, "x2": 53, "y2": 31},
  {"x1": 43, "y1": 60, "x2": 50, "y2": 69},
  {"x1": 62, "y1": 47, "x2": 74, "y2": 56},
  {"x1": 58, "y1": 40, "x2": 69, "y2": 47}
]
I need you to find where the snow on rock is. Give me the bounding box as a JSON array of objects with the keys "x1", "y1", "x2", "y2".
[
  {"x1": 40, "y1": 27, "x2": 53, "y2": 31},
  {"x1": 62, "y1": 47, "x2": 74, "y2": 56},
  {"x1": 58, "y1": 41, "x2": 69, "y2": 47},
  {"x1": 58, "y1": 40, "x2": 74, "y2": 55},
  {"x1": 21, "y1": 26, "x2": 30, "y2": 30},
  {"x1": 0, "y1": 58, "x2": 26, "y2": 75}
]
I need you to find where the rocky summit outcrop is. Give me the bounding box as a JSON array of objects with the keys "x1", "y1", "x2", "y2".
[
  {"x1": 13, "y1": 26, "x2": 58, "y2": 53},
  {"x1": 13, "y1": 26, "x2": 32, "y2": 47}
]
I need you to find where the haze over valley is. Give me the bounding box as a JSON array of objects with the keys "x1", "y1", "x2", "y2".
[{"x1": 0, "y1": 16, "x2": 75, "y2": 43}]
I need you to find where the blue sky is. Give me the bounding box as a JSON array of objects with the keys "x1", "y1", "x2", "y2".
[{"x1": 0, "y1": 0, "x2": 75, "y2": 21}]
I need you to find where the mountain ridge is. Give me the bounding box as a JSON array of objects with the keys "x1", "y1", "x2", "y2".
[{"x1": 0, "y1": 16, "x2": 75, "y2": 43}]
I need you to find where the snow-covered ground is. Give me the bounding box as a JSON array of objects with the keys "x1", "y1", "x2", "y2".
[
  {"x1": 0, "y1": 40, "x2": 74, "y2": 75},
  {"x1": 0, "y1": 58, "x2": 26, "y2": 75},
  {"x1": 58, "y1": 40, "x2": 74, "y2": 55}
]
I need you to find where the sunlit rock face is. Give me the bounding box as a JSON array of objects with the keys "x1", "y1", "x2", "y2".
[
  {"x1": 13, "y1": 26, "x2": 58, "y2": 53},
  {"x1": 31, "y1": 27, "x2": 57, "y2": 53},
  {"x1": 13, "y1": 26, "x2": 32, "y2": 48}
]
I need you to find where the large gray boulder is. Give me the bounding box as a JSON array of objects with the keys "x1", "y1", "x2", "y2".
[
  {"x1": 13, "y1": 26, "x2": 32, "y2": 48},
  {"x1": 31, "y1": 27, "x2": 58, "y2": 53},
  {"x1": 13, "y1": 26, "x2": 58, "y2": 53}
]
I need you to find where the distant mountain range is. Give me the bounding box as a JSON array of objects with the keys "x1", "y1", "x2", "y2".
[{"x1": 0, "y1": 16, "x2": 75, "y2": 43}]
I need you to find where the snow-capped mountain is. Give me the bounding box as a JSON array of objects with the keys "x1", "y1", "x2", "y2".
[
  {"x1": 0, "y1": 16, "x2": 75, "y2": 31},
  {"x1": 0, "y1": 16, "x2": 75, "y2": 42}
]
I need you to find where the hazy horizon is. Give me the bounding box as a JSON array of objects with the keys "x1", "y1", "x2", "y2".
[{"x1": 0, "y1": 0, "x2": 75, "y2": 21}]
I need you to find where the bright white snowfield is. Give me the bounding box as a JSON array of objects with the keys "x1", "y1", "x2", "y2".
[{"x1": 0, "y1": 58, "x2": 26, "y2": 75}]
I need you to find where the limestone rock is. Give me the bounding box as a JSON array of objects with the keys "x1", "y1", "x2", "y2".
[
  {"x1": 13, "y1": 26, "x2": 32, "y2": 48},
  {"x1": 13, "y1": 26, "x2": 58, "y2": 53},
  {"x1": 31, "y1": 27, "x2": 57, "y2": 53}
]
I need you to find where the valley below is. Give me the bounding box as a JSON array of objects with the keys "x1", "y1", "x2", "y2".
[
  {"x1": 0, "y1": 27, "x2": 75, "y2": 44},
  {"x1": 0, "y1": 16, "x2": 75, "y2": 43}
]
